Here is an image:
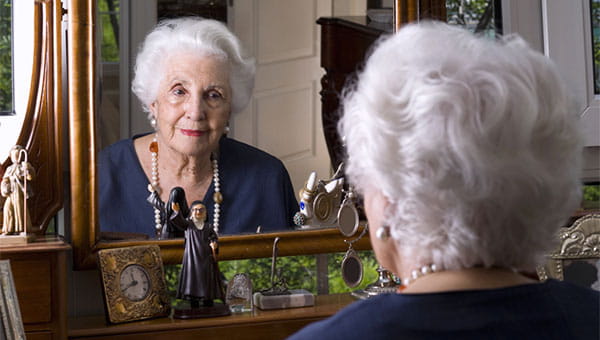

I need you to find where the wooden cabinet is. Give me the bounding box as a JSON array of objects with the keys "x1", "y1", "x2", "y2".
[
  {"x1": 317, "y1": 16, "x2": 391, "y2": 169},
  {"x1": 69, "y1": 294, "x2": 356, "y2": 340},
  {"x1": 0, "y1": 237, "x2": 70, "y2": 340}
]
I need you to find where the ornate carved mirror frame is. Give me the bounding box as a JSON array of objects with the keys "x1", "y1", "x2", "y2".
[
  {"x1": 68, "y1": 1, "x2": 372, "y2": 269},
  {"x1": 0, "y1": 0, "x2": 63, "y2": 234},
  {"x1": 69, "y1": 0, "x2": 445, "y2": 269}
]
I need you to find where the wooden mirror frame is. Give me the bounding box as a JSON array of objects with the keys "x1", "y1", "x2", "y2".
[
  {"x1": 0, "y1": 0, "x2": 63, "y2": 234},
  {"x1": 69, "y1": 0, "x2": 445, "y2": 269},
  {"x1": 69, "y1": 1, "x2": 375, "y2": 269}
]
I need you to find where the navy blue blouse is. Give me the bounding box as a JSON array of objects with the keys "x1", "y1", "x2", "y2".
[
  {"x1": 99, "y1": 135, "x2": 298, "y2": 237},
  {"x1": 287, "y1": 279, "x2": 599, "y2": 340}
]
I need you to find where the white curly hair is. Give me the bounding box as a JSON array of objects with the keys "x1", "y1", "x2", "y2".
[
  {"x1": 339, "y1": 21, "x2": 583, "y2": 273},
  {"x1": 132, "y1": 17, "x2": 255, "y2": 119}
]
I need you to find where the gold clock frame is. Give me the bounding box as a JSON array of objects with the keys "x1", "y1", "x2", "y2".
[{"x1": 97, "y1": 245, "x2": 170, "y2": 324}]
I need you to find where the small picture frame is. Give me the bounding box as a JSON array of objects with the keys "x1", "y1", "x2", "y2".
[
  {"x1": 98, "y1": 245, "x2": 171, "y2": 324},
  {"x1": 538, "y1": 214, "x2": 600, "y2": 291},
  {"x1": 0, "y1": 260, "x2": 26, "y2": 340}
]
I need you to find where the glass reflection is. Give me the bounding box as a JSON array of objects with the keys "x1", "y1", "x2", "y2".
[
  {"x1": 592, "y1": 0, "x2": 599, "y2": 94},
  {"x1": 98, "y1": 15, "x2": 298, "y2": 239},
  {"x1": 0, "y1": 0, "x2": 12, "y2": 114},
  {"x1": 446, "y1": 0, "x2": 502, "y2": 37}
]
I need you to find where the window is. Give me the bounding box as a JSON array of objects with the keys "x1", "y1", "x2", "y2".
[
  {"x1": 592, "y1": 0, "x2": 600, "y2": 94},
  {"x1": 582, "y1": 183, "x2": 600, "y2": 210},
  {"x1": 98, "y1": 0, "x2": 121, "y2": 149},
  {"x1": 446, "y1": 0, "x2": 502, "y2": 36},
  {"x1": 0, "y1": 0, "x2": 12, "y2": 114},
  {"x1": 164, "y1": 251, "x2": 381, "y2": 301},
  {"x1": 99, "y1": 0, "x2": 119, "y2": 62}
]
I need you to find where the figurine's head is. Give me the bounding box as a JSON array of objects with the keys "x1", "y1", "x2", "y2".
[
  {"x1": 190, "y1": 201, "x2": 207, "y2": 223},
  {"x1": 9, "y1": 145, "x2": 24, "y2": 163}
]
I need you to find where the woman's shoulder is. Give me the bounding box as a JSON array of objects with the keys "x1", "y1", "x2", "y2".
[
  {"x1": 541, "y1": 279, "x2": 600, "y2": 304},
  {"x1": 288, "y1": 295, "x2": 404, "y2": 340},
  {"x1": 99, "y1": 136, "x2": 134, "y2": 157},
  {"x1": 99, "y1": 134, "x2": 149, "y2": 163},
  {"x1": 220, "y1": 137, "x2": 285, "y2": 168}
]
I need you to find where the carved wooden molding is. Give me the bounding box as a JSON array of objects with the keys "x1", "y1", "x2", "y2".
[{"x1": 0, "y1": 0, "x2": 63, "y2": 234}]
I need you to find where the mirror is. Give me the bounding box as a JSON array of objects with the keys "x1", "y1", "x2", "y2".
[
  {"x1": 71, "y1": 0, "x2": 446, "y2": 269},
  {"x1": 0, "y1": 0, "x2": 15, "y2": 115},
  {"x1": 0, "y1": 0, "x2": 63, "y2": 233},
  {"x1": 341, "y1": 249, "x2": 363, "y2": 288}
]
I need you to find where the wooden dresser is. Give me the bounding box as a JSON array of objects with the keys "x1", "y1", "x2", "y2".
[
  {"x1": 317, "y1": 16, "x2": 391, "y2": 169},
  {"x1": 0, "y1": 237, "x2": 70, "y2": 340},
  {"x1": 69, "y1": 294, "x2": 356, "y2": 340}
]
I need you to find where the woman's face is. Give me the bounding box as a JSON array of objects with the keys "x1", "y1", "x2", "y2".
[{"x1": 150, "y1": 52, "x2": 231, "y2": 157}]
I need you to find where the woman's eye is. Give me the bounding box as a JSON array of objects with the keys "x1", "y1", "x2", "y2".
[
  {"x1": 171, "y1": 86, "x2": 186, "y2": 96},
  {"x1": 205, "y1": 90, "x2": 223, "y2": 101}
]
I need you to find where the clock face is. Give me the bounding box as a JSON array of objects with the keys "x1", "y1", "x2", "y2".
[{"x1": 119, "y1": 264, "x2": 151, "y2": 301}]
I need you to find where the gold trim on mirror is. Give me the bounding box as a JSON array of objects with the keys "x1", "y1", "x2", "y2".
[
  {"x1": 69, "y1": 0, "x2": 447, "y2": 270},
  {"x1": 69, "y1": 0, "x2": 381, "y2": 270},
  {"x1": 394, "y1": 0, "x2": 447, "y2": 31},
  {"x1": 69, "y1": 0, "x2": 98, "y2": 269}
]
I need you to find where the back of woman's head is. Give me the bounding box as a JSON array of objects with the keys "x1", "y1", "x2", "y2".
[
  {"x1": 132, "y1": 16, "x2": 255, "y2": 116},
  {"x1": 340, "y1": 21, "x2": 582, "y2": 272}
]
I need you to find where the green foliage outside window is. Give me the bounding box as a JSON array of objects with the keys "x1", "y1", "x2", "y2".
[
  {"x1": 446, "y1": 0, "x2": 496, "y2": 35},
  {"x1": 98, "y1": 0, "x2": 119, "y2": 62},
  {"x1": 164, "y1": 250, "x2": 381, "y2": 303},
  {"x1": 326, "y1": 251, "x2": 380, "y2": 294},
  {"x1": 0, "y1": 0, "x2": 12, "y2": 113},
  {"x1": 583, "y1": 183, "x2": 600, "y2": 210}
]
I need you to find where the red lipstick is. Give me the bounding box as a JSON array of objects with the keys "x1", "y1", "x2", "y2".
[{"x1": 181, "y1": 129, "x2": 205, "y2": 137}]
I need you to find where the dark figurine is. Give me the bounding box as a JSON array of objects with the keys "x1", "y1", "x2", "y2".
[
  {"x1": 148, "y1": 186, "x2": 229, "y2": 318},
  {"x1": 147, "y1": 185, "x2": 188, "y2": 239}
]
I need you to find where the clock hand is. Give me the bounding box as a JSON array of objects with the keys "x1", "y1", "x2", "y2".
[
  {"x1": 121, "y1": 281, "x2": 136, "y2": 292},
  {"x1": 121, "y1": 279, "x2": 139, "y2": 293}
]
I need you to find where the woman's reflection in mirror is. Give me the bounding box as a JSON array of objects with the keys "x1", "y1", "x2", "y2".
[{"x1": 99, "y1": 17, "x2": 298, "y2": 239}]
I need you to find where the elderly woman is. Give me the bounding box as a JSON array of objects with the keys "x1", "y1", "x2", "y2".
[
  {"x1": 99, "y1": 17, "x2": 298, "y2": 238},
  {"x1": 289, "y1": 22, "x2": 599, "y2": 339}
]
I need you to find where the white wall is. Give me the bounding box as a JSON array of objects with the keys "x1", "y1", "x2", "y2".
[
  {"x1": 333, "y1": 0, "x2": 367, "y2": 16},
  {"x1": 0, "y1": 1, "x2": 34, "y2": 161}
]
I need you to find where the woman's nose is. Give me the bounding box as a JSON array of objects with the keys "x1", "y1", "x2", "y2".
[{"x1": 185, "y1": 94, "x2": 207, "y2": 121}]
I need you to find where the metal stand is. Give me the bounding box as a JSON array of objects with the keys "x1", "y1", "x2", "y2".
[{"x1": 351, "y1": 265, "x2": 400, "y2": 299}]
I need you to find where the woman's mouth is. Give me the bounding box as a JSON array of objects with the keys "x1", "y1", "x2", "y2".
[{"x1": 180, "y1": 129, "x2": 206, "y2": 137}]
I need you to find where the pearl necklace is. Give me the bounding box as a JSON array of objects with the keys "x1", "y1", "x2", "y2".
[
  {"x1": 402, "y1": 264, "x2": 439, "y2": 287},
  {"x1": 150, "y1": 135, "x2": 223, "y2": 235}
]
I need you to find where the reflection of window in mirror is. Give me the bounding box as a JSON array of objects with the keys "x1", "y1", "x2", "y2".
[
  {"x1": 446, "y1": 0, "x2": 502, "y2": 36},
  {"x1": 163, "y1": 251, "x2": 379, "y2": 300},
  {"x1": 98, "y1": 0, "x2": 121, "y2": 149},
  {"x1": 0, "y1": 0, "x2": 13, "y2": 115},
  {"x1": 0, "y1": 0, "x2": 32, "y2": 160},
  {"x1": 593, "y1": 0, "x2": 599, "y2": 94},
  {"x1": 582, "y1": 183, "x2": 600, "y2": 210}
]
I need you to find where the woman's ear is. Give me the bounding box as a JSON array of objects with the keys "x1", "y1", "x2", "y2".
[
  {"x1": 150, "y1": 99, "x2": 160, "y2": 115},
  {"x1": 364, "y1": 187, "x2": 391, "y2": 227}
]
